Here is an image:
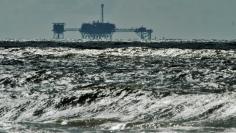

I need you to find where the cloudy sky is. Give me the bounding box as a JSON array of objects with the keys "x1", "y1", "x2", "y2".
[{"x1": 0, "y1": 0, "x2": 236, "y2": 40}]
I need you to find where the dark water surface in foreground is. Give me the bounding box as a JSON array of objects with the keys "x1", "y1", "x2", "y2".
[{"x1": 0, "y1": 43, "x2": 235, "y2": 132}]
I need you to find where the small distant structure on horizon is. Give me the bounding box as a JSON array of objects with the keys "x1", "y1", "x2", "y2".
[{"x1": 52, "y1": 4, "x2": 153, "y2": 41}]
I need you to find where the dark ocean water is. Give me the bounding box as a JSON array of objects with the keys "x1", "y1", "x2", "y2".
[{"x1": 0, "y1": 42, "x2": 235, "y2": 132}]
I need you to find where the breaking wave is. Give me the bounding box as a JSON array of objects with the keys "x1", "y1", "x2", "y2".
[{"x1": 0, "y1": 41, "x2": 235, "y2": 132}]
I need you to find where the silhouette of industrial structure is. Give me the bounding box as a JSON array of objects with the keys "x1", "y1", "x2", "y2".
[{"x1": 53, "y1": 4, "x2": 153, "y2": 40}]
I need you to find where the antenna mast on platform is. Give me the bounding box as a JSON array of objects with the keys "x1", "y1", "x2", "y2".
[{"x1": 101, "y1": 4, "x2": 104, "y2": 23}]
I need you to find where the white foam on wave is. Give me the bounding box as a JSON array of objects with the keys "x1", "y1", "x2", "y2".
[{"x1": 109, "y1": 123, "x2": 126, "y2": 130}]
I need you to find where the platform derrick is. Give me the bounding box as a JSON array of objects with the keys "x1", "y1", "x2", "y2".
[{"x1": 52, "y1": 4, "x2": 154, "y2": 41}]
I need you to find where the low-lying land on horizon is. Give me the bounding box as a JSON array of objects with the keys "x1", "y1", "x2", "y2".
[{"x1": 0, "y1": 40, "x2": 236, "y2": 50}]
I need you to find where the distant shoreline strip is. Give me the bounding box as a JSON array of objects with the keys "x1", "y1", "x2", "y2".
[{"x1": 0, "y1": 41, "x2": 235, "y2": 50}]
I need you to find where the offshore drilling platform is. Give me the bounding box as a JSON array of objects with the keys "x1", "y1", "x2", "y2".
[{"x1": 52, "y1": 4, "x2": 153, "y2": 41}]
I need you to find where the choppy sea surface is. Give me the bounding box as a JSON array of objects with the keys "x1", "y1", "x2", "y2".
[{"x1": 0, "y1": 42, "x2": 236, "y2": 132}]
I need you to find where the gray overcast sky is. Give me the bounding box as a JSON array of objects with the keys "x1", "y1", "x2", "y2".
[{"x1": 1, "y1": 0, "x2": 236, "y2": 40}]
